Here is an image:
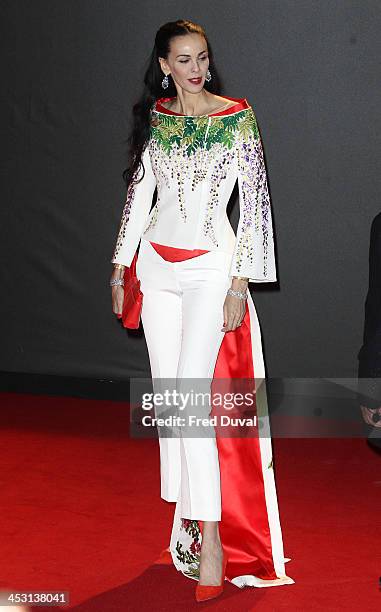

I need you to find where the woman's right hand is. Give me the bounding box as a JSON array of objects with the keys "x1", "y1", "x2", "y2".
[{"x1": 110, "y1": 270, "x2": 125, "y2": 316}]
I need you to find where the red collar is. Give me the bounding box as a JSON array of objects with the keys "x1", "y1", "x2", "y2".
[{"x1": 155, "y1": 95, "x2": 249, "y2": 117}]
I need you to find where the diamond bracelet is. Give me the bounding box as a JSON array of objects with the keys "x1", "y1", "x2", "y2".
[
  {"x1": 110, "y1": 278, "x2": 124, "y2": 287},
  {"x1": 227, "y1": 288, "x2": 247, "y2": 300}
]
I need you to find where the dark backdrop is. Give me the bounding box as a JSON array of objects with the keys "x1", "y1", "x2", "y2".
[{"x1": 0, "y1": 0, "x2": 380, "y2": 380}]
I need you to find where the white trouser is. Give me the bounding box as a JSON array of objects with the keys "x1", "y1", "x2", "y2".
[{"x1": 136, "y1": 238, "x2": 233, "y2": 520}]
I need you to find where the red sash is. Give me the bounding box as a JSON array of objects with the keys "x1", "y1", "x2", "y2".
[{"x1": 149, "y1": 241, "x2": 209, "y2": 261}]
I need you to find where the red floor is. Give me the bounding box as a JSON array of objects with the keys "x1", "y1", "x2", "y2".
[{"x1": 0, "y1": 391, "x2": 380, "y2": 611}]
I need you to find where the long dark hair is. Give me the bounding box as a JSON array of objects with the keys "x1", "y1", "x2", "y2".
[{"x1": 122, "y1": 19, "x2": 222, "y2": 188}]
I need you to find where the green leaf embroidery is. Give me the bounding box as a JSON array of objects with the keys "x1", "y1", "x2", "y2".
[
  {"x1": 150, "y1": 108, "x2": 251, "y2": 155},
  {"x1": 236, "y1": 107, "x2": 259, "y2": 140}
]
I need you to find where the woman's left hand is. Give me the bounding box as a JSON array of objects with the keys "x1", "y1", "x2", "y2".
[{"x1": 221, "y1": 279, "x2": 248, "y2": 332}]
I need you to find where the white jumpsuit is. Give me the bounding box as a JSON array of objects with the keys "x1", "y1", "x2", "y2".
[{"x1": 111, "y1": 95, "x2": 294, "y2": 587}]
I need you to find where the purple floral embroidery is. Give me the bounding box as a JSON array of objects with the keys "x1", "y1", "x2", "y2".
[
  {"x1": 112, "y1": 170, "x2": 140, "y2": 259},
  {"x1": 234, "y1": 128, "x2": 272, "y2": 277},
  {"x1": 203, "y1": 145, "x2": 237, "y2": 245}
]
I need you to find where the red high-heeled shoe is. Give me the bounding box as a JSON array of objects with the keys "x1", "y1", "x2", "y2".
[{"x1": 195, "y1": 546, "x2": 228, "y2": 602}]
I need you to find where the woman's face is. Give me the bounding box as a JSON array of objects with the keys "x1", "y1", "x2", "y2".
[{"x1": 159, "y1": 33, "x2": 209, "y2": 93}]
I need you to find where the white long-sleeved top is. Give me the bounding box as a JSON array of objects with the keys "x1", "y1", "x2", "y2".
[{"x1": 111, "y1": 96, "x2": 277, "y2": 283}]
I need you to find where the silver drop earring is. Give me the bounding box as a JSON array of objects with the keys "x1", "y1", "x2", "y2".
[
  {"x1": 162, "y1": 74, "x2": 169, "y2": 89},
  {"x1": 205, "y1": 69, "x2": 212, "y2": 82}
]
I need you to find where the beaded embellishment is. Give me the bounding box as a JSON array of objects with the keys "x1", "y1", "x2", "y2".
[
  {"x1": 112, "y1": 165, "x2": 142, "y2": 260},
  {"x1": 148, "y1": 108, "x2": 250, "y2": 245},
  {"x1": 233, "y1": 109, "x2": 272, "y2": 277},
  {"x1": 113, "y1": 103, "x2": 275, "y2": 281}
]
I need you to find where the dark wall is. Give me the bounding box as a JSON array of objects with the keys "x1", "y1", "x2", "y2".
[{"x1": 0, "y1": 0, "x2": 380, "y2": 379}]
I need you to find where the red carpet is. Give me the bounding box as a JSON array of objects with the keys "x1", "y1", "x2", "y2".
[{"x1": 0, "y1": 391, "x2": 380, "y2": 611}]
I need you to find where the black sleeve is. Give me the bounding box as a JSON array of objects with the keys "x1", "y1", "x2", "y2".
[
  {"x1": 357, "y1": 213, "x2": 381, "y2": 408},
  {"x1": 362, "y1": 214, "x2": 381, "y2": 346}
]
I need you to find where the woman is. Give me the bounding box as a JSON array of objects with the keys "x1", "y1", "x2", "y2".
[{"x1": 110, "y1": 19, "x2": 294, "y2": 601}]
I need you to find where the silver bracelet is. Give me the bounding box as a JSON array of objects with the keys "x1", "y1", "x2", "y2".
[
  {"x1": 110, "y1": 278, "x2": 124, "y2": 287},
  {"x1": 227, "y1": 288, "x2": 247, "y2": 300}
]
